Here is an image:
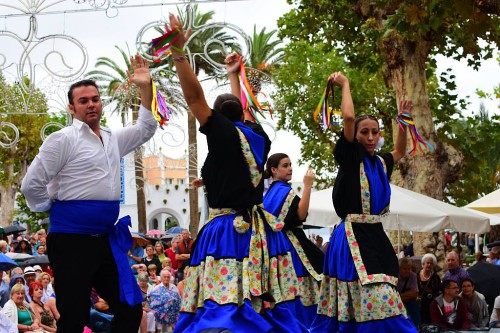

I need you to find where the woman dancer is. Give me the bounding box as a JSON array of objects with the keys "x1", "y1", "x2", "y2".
[
  {"x1": 168, "y1": 14, "x2": 307, "y2": 333},
  {"x1": 263, "y1": 154, "x2": 324, "y2": 327},
  {"x1": 310, "y1": 72, "x2": 417, "y2": 332}
]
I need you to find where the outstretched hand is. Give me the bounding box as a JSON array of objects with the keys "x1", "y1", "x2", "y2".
[
  {"x1": 398, "y1": 100, "x2": 412, "y2": 117},
  {"x1": 168, "y1": 13, "x2": 191, "y2": 54},
  {"x1": 225, "y1": 52, "x2": 242, "y2": 75},
  {"x1": 127, "y1": 54, "x2": 151, "y2": 88}
]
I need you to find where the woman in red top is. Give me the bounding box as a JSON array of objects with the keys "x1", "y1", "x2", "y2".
[{"x1": 165, "y1": 237, "x2": 180, "y2": 272}]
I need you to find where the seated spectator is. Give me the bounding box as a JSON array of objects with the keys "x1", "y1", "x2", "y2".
[
  {"x1": 128, "y1": 238, "x2": 145, "y2": 269},
  {"x1": 152, "y1": 269, "x2": 181, "y2": 333},
  {"x1": 147, "y1": 265, "x2": 160, "y2": 286},
  {"x1": 165, "y1": 238, "x2": 180, "y2": 281},
  {"x1": 37, "y1": 272, "x2": 54, "y2": 303},
  {"x1": 35, "y1": 245, "x2": 45, "y2": 256},
  {"x1": 430, "y1": 279, "x2": 471, "y2": 330},
  {"x1": 472, "y1": 251, "x2": 485, "y2": 266},
  {"x1": 443, "y1": 251, "x2": 470, "y2": 288},
  {"x1": 489, "y1": 246, "x2": 500, "y2": 265},
  {"x1": 137, "y1": 272, "x2": 155, "y2": 333},
  {"x1": 29, "y1": 281, "x2": 57, "y2": 332},
  {"x1": 22, "y1": 267, "x2": 36, "y2": 302},
  {"x1": 142, "y1": 245, "x2": 162, "y2": 276},
  {"x1": 459, "y1": 278, "x2": 489, "y2": 329},
  {"x1": 417, "y1": 253, "x2": 441, "y2": 324},
  {"x1": 89, "y1": 289, "x2": 113, "y2": 333},
  {"x1": 1, "y1": 283, "x2": 42, "y2": 332},
  {"x1": 177, "y1": 266, "x2": 189, "y2": 297},
  {"x1": 32, "y1": 265, "x2": 43, "y2": 279},
  {"x1": 161, "y1": 258, "x2": 177, "y2": 283},
  {"x1": 397, "y1": 258, "x2": 420, "y2": 327},
  {"x1": 8, "y1": 273, "x2": 26, "y2": 304},
  {"x1": 0, "y1": 270, "x2": 9, "y2": 308},
  {"x1": 154, "y1": 241, "x2": 167, "y2": 263},
  {"x1": 0, "y1": 240, "x2": 8, "y2": 254},
  {"x1": 489, "y1": 295, "x2": 500, "y2": 329},
  {"x1": 132, "y1": 264, "x2": 148, "y2": 279},
  {"x1": 14, "y1": 239, "x2": 31, "y2": 255}
]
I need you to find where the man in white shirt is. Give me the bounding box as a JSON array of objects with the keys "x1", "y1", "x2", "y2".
[{"x1": 21, "y1": 54, "x2": 157, "y2": 333}]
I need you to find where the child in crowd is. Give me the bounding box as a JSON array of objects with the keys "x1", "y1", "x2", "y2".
[
  {"x1": 147, "y1": 264, "x2": 160, "y2": 285},
  {"x1": 161, "y1": 258, "x2": 177, "y2": 284}
]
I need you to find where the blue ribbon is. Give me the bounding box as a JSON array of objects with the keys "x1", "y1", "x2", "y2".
[
  {"x1": 234, "y1": 121, "x2": 265, "y2": 172},
  {"x1": 109, "y1": 216, "x2": 143, "y2": 306},
  {"x1": 363, "y1": 156, "x2": 391, "y2": 215}
]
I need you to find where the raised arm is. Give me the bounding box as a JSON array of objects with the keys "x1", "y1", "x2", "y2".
[
  {"x1": 127, "y1": 54, "x2": 153, "y2": 110},
  {"x1": 297, "y1": 168, "x2": 314, "y2": 220},
  {"x1": 391, "y1": 100, "x2": 411, "y2": 163},
  {"x1": 225, "y1": 53, "x2": 253, "y2": 122},
  {"x1": 331, "y1": 72, "x2": 355, "y2": 142},
  {"x1": 169, "y1": 14, "x2": 211, "y2": 126}
]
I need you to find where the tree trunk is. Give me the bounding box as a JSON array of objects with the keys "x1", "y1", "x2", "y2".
[
  {"x1": 0, "y1": 151, "x2": 26, "y2": 227},
  {"x1": 383, "y1": 38, "x2": 463, "y2": 261},
  {"x1": 0, "y1": 186, "x2": 16, "y2": 227},
  {"x1": 187, "y1": 112, "x2": 199, "y2": 237},
  {"x1": 135, "y1": 146, "x2": 147, "y2": 234},
  {"x1": 132, "y1": 105, "x2": 147, "y2": 234}
]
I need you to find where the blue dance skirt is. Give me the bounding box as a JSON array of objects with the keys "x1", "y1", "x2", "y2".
[
  {"x1": 174, "y1": 212, "x2": 308, "y2": 333},
  {"x1": 310, "y1": 222, "x2": 418, "y2": 333}
]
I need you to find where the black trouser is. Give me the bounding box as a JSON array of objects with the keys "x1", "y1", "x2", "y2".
[{"x1": 47, "y1": 233, "x2": 142, "y2": 333}]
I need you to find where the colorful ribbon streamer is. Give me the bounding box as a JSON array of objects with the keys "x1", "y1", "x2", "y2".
[
  {"x1": 150, "y1": 27, "x2": 181, "y2": 62},
  {"x1": 313, "y1": 76, "x2": 342, "y2": 130},
  {"x1": 151, "y1": 81, "x2": 171, "y2": 129},
  {"x1": 396, "y1": 113, "x2": 434, "y2": 156},
  {"x1": 238, "y1": 62, "x2": 272, "y2": 124}
]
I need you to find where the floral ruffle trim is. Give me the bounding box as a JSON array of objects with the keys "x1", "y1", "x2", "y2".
[
  {"x1": 277, "y1": 189, "x2": 295, "y2": 221},
  {"x1": 180, "y1": 254, "x2": 299, "y2": 314},
  {"x1": 317, "y1": 275, "x2": 407, "y2": 322},
  {"x1": 344, "y1": 215, "x2": 398, "y2": 287},
  {"x1": 286, "y1": 230, "x2": 323, "y2": 282},
  {"x1": 236, "y1": 127, "x2": 262, "y2": 188},
  {"x1": 297, "y1": 275, "x2": 320, "y2": 307}
]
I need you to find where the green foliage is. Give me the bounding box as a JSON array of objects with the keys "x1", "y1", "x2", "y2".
[
  {"x1": 247, "y1": 25, "x2": 284, "y2": 72},
  {"x1": 14, "y1": 194, "x2": 49, "y2": 232},
  {"x1": 444, "y1": 106, "x2": 500, "y2": 205},
  {"x1": 0, "y1": 71, "x2": 58, "y2": 227},
  {"x1": 279, "y1": 0, "x2": 500, "y2": 71}
]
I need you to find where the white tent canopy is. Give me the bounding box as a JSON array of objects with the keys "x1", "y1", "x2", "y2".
[
  {"x1": 465, "y1": 188, "x2": 500, "y2": 215},
  {"x1": 306, "y1": 184, "x2": 491, "y2": 234}
]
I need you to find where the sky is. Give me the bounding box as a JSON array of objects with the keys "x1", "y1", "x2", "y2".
[{"x1": 1, "y1": 0, "x2": 499, "y2": 181}]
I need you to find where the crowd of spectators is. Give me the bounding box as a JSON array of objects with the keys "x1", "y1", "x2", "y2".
[
  {"x1": 395, "y1": 239, "x2": 500, "y2": 332},
  {"x1": 0, "y1": 227, "x2": 192, "y2": 333}
]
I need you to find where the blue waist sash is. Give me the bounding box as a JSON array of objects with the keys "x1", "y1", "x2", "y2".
[
  {"x1": 49, "y1": 200, "x2": 120, "y2": 234},
  {"x1": 50, "y1": 200, "x2": 142, "y2": 306}
]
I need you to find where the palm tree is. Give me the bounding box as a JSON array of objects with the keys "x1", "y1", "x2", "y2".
[{"x1": 245, "y1": 25, "x2": 284, "y2": 92}]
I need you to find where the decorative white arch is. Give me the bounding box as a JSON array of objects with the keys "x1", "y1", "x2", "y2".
[{"x1": 146, "y1": 207, "x2": 185, "y2": 231}]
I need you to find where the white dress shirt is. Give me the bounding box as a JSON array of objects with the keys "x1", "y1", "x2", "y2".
[{"x1": 21, "y1": 105, "x2": 157, "y2": 212}]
